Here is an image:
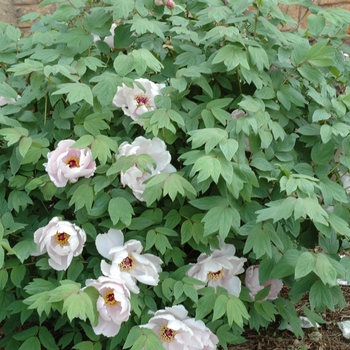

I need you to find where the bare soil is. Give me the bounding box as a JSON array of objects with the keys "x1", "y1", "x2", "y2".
[{"x1": 229, "y1": 286, "x2": 350, "y2": 350}]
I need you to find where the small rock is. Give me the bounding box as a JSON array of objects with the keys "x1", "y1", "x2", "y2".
[
  {"x1": 337, "y1": 320, "x2": 350, "y2": 339},
  {"x1": 309, "y1": 331, "x2": 322, "y2": 343}
]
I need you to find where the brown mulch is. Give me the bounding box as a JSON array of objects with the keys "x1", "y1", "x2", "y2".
[{"x1": 229, "y1": 286, "x2": 350, "y2": 350}]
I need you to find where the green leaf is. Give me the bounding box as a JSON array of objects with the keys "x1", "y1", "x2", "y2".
[
  {"x1": 313, "y1": 253, "x2": 337, "y2": 286},
  {"x1": 71, "y1": 135, "x2": 94, "y2": 148},
  {"x1": 309, "y1": 280, "x2": 334, "y2": 312},
  {"x1": 113, "y1": 54, "x2": 134, "y2": 77},
  {"x1": 307, "y1": 14, "x2": 325, "y2": 37},
  {"x1": 53, "y1": 83, "x2": 93, "y2": 106},
  {"x1": 188, "y1": 128, "x2": 228, "y2": 153},
  {"x1": 8, "y1": 190, "x2": 33, "y2": 212},
  {"x1": 73, "y1": 341, "x2": 94, "y2": 350},
  {"x1": 108, "y1": 197, "x2": 134, "y2": 226},
  {"x1": 202, "y1": 206, "x2": 239, "y2": 240},
  {"x1": 39, "y1": 327, "x2": 59, "y2": 350},
  {"x1": 271, "y1": 249, "x2": 301, "y2": 279},
  {"x1": 162, "y1": 173, "x2": 196, "y2": 201},
  {"x1": 306, "y1": 40, "x2": 335, "y2": 67},
  {"x1": 183, "y1": 283, "x2": 198, "y2": 303},
  {"x1": 227, "y1": 295, "x2": 250, "y2": 328},
  {"x1": 113, "y1": 0, "x2": 134, "y2": 19},
  {"x1": 132, "y1": 49, "x2": 163, "y2": 74},
  {"x1": 18, "y1": 337, "x2": 41, "y2": 350},
  {"x1": 68, "y1": 183, "x2": 94, "y2": 211},
  {"x1": 90, "y1": 72, "x2": 122, "y2": 106},
  {"x1": 12, "y1": 239, "x2": 37, "y2": 263},
  {"x1": 196, "y1": 292, "x2": 216, "y2": 320},
  {"x1": 190, "y1": 155, "x2": 221, "y2": 183},
  {"x1": 328, "y1": 213, "x2": 350, "y2": 237},
  {"x1": 0, "y1": 82, "x2": 18, "y2": 99},
  {"x1": 295, "y1": 252, "x2": 315, "y2": 280},
  {"x1": 256, "y1": 197, "x2": 296, "y2": 223},
  {"x1": 243, "y1": 223, "x2": 273, "y2": 259},
  {"x1": 213, "y1": 294, "x2": 228, "y2": 321}
]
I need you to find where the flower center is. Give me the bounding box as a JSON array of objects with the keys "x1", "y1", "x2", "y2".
[
  {"x1": 118, "y1": 254, "x2": 136, "y2": 272},
  {"x1": 207, "y1": 268, "x2": 224, "y2": 280},
  {"x1": 65, "y1": 157, "x2": 80, "y2": 168},
  {"x1": 55, "y1": 232, "x2": 70, "y2": 246},
  {"x1": 159, "y1": 324, "x2": 177, "y2": 342},
  {"x1": 104, "y1": 289, "x2": 118, "y2": 307},
  {"x1": 134, "y1": 93, "x2": 150, "y2": 108}
]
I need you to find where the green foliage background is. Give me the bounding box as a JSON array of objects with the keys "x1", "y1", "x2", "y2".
[{"x1": 1, "y1": 0, "x2": 350, "y2": 348}]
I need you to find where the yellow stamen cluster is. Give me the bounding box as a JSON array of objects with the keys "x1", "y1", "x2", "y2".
[
  {"x1": 104, "y1": 289, "x2": 118, "y2": 307},
  {"x1": 55, "y1": 232, "x2": 70, "y2": 246},
  {"x1": 159, "y1": 324, "x2": 177, "y2": 342},
  {"x1": 207, "y1": 268, "x2": 224, "y2": 281},
  {"x1": 118, "y1": 254, "x2": 136, "y2": 272},
  {"x1": 65, "y1": 157, "x2": 80, "y2": 168},
  {"x1": 134, "y1": 93, "x2": 150, "y2": 108}
]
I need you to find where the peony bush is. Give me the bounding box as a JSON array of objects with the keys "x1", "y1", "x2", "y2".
[{"x1": 1, "y1": 0, "x2": 350, "y2": 349}]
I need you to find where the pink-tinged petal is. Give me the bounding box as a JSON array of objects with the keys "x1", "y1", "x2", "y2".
[
  {"x1": 86, "y1": 277, "x2": 131, "y2": 337},
  {"x1": 96, "y1": 229, "x2": 124, "y2": 259},
  {"x1": 116, "y1": 136, "x2": 176, "y2": 201},
  {"x1": 44, "y1": 139, "x2": 96, "y2": 187},
  {"x1": 245, "y1": 265, "x2": 283, "y2": 301},
  {"x1": 186, "y1": 237, "x2": 246, "y2": 295},
  {"x1": 140, "y1": 305, "x2": 218, "y2": 349},
  {"x1": 112, "y1": 78, "x2": 164, "y2": 121},
  {"x1": 30, "y1": 217, "x2": 86, "y2": 271}
]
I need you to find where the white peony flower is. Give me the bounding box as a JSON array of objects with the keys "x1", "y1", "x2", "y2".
[
  {"x1": 93, "y1": 23, "x2": 117, "y2": 49},
  {"x1": 85, "y1": 276, "x2": 131, "y2": 337},
  {"x1": 31, "y1": 217, "x2": 86, "y2": 271},
  {"x1": 245, "y1": 265, "x2": 283, "y2": 301},
  {"x1": 44, "y1": 139, "x2": 96, "y2": 187},
  {"x1": 116, "y1": 136, "x2": 176, "y2": 200},
  {"x1": 186, "y1": 238, "x2": 247, "y2": 296},
  {"x1": 112, "y1": 78, "x2": 165, "y2": 121},
  {"x1": 141, "y1": 305, "x2": 218, "y2": 350},
  {"x1": 96, "y1": 229, "x2": 163, "y2": 293}
]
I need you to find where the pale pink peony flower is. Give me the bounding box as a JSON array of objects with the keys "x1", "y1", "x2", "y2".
[
  {"x1": 245, "y1": 265, "x2": 283, "y2": 301},
  {"x1": 93, "y1": 23, "x2": 117, "y2": 49},
  {"x1": 96, "y1": 229, "x2": 163, "y2": 293},
  {"x1": 116, "y1": 136, "x2": 176, "y2": 200},
  {"x1": 85, "y1": 276, "x2": 131, "y2": 337},
  {"x1": 141, "y1": 305, "x2": 218, "y2": 350},
  {"x1": 44, "y1": 139, "x2": 96, "y2": 187},
  {"x1": 112, "y1": 78, "x2": 165, "y2": 121},
  {"x1": 31, "y1": 217, "x2": 86, "y2": 271},
  {"x1": 186, "y1": 238, "x2": 247, "y2": 296}
]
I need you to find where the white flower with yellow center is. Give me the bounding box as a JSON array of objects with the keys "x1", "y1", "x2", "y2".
[
  {"x1": 140, "y1": 305, "x2": 219, "y2": 349},
  {"x1": 186, "y1": 238, "x2": 247, "y2": 296},
  {"x1": 116, "y1": 136, "x2": 176, "y2": 201},
  {"x1": 31, "y1": 217, "x2": 86, "y2": 271},
  {"x1": 96, "y1": 229, "x2": 163, "y2": 293},
  {"x1": 112, "y1": 78, "x2": 165, "y2": 121},
  {"x1": 85, "y1": 276, "x2": 130, "y2": 337}
]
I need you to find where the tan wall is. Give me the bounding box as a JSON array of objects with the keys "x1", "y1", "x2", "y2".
[
  {"x1": 279, "y1": 0, "x2": 350, "y2": 32},
  {"x1": 0, "y1": 0, "x2": 56, "y2": 30},
  {"x1": 0, "y1": 0, "x2": 350, "y2": 31}
]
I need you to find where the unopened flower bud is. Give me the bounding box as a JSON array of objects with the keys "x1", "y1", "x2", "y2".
[
  {"x1": 154, "y1": 0, "x2": 164, "y2": 5},
  {"x1": 165, "y1": 0, "x2": 175, "y2": 9}
]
